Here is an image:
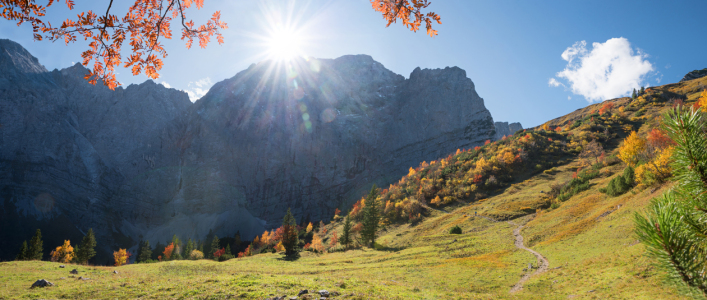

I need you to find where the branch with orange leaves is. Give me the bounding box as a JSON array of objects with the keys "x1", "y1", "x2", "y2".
[
  {"x1": 370, "y1": 0, "x2": 441, "y2": 37},
  {"x1": 0, "y1": 0, "x2": 227, "y2": 90}
]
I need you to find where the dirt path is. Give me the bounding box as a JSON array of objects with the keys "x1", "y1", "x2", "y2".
[
  {"x1": 430, "y1": 207, "x2": 549, "y2": 292},
  {"x1": 509, "y1": 222, "x2": 549, "y2": 293}
]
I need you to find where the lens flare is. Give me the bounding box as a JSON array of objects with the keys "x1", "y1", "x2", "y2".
[{"x1": 267, "y1": 26, "x2": 303, "y2": 61}]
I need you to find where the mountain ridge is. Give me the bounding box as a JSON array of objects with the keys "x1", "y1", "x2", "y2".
[{"x1": 0, "y1": 39, "x2": 501, "y2": 262}]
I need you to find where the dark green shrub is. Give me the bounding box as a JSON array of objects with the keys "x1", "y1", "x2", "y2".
[
  {"x1": 604, "y1": 166, "x2": 634, "y2": 196},
  {"x1": 449, "y1": 226, "x2": 462, "y2": 234}
]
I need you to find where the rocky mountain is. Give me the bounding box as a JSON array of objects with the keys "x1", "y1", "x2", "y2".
[
  {"x1": 680, "y1": 68, "x2": 707, "y2": 82},
  {"x1": 494, "y1": 122, "x2": 523, "y2": 140},
  {"x1": 0, "y1": 39, "x2": 497, "y2": 262}
]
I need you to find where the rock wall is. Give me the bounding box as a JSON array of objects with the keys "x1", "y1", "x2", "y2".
[
  {"x1": 680, "y1": 68, "x2": 707, "y2": 82},
  {"x1": 0, "y1": 39, "x2": 497, "y2": 262},
  {"x1": 494, "y1": 122, "x2": 523, "y2": 140}
]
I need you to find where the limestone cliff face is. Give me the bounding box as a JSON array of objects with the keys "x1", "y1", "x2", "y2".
[
  {"x1": 494, "y1": 122, "x2": 523, "y2": 140},
  {"x1": 0, "y1": 39, "x2": 496, "y2": 261}
]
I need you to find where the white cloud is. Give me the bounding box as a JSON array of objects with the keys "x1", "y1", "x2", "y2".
[
  {"x1": 185, "y1": 77, "x2": 213, "y2": 102},
  {"x1": 161, "y1": 81, "x2": 171, "y2": 89},
  {"x1": 548, "y1": 78, "x2": 564, "y2": 87},
  {"x1": 568, "y1": 96, "x2": 571, "y2": 100},
  {"x1": 549, "y1": 37, "x2": 653, "y2": 102},
  {"x1": 665, "y1": 64, "x2": 671, "y2": 69}
]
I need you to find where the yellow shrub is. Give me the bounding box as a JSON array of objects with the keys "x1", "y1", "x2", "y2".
[
  {"x1": 50, "y1": 240, "x2": 74, "y2": 263},
  {"x1": 618, "y1": 131, "x2": 645, "y2": 166},
  {"x1": 189, "y1": 249, "x2": 204, "y2": 260}
]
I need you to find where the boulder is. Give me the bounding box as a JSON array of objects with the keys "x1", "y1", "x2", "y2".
[
  {"x1": 70, "y1": 269, "x2": 78, "y2": 274},
  {"x1": 318, "y1": 290, "x2": 330, "y2": 297},
  {"x1": 31, "y1": 279, "x2": 53, "y2": 288}
]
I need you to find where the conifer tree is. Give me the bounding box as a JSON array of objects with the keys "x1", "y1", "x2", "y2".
[
  {"x1": 184, "y1": 239, "x2": 194, "y2": 260},
  {"x1": 281, "y1": 208, "x2": 299, "y2": 258},
  {"x1": 233, "y1": 231, "x2": 241, "y2": 250},
  {"x1": 225, "y1": 244, "x2": 232, "y2": 256},
  {"x1": 137, "y1": 240, "x2": 153, "y2": 263},
  {"x1": 361, "y1": 185, "x2": 380, "y2": 248},
  {"x1": 632, "y1": 88, "x2": 638, "y2": 99},
  {"x1": 16, "y1": 241, "x2": 28, "y2": 261},
  {"x1": 341, "y1": 214, "x2": 352, "y2": 250},
  {"x1": 152, "y1": 241, "x2": 165, "y2": 261},
  {"x1": 635, "y1": 106, "x2": 707, "y2": 296},
  {"x1": 28, "y1": 229, "x2": 43, "y2": 260},
  {"x1": 171, "y1": 235, "x2": 182, "y2": 260},
  {"x1": 210, "y1": 235, "x2": 220, "y2": 259},
  {"x1": 75, "y1": 228, "x2": 97, "y2": 264}
]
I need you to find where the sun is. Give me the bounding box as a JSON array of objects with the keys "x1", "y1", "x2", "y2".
[{"x1": 266, "y1": 26, "x2": 303, "y2": 61}]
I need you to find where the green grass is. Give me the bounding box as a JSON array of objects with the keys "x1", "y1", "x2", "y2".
[
  {"x1": 5, "y1": 76, "x2": 706, "y2": 299},
  {"x1": 0, "y1": 166, "x2": 682, "y2": 299}
]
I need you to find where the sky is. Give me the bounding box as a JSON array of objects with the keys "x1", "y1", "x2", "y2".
[{"x1": 1, "y1": 0, "x2": 706, "y2": 128}]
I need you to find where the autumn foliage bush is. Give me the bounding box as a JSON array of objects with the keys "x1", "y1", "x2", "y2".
[
  {"x1": 369, "y1": 128, "x2": 586, "y2": 224},
  {"x1": 113, "y1": 248, "x2": 131, "y2": 266},
  {"x1": 50, "y1": 240, "x2": 74, "y2": 263}
]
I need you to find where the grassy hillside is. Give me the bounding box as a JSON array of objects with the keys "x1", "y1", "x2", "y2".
[{"x1": 2, "y1": 76, "x2": 706, "y2": 299}]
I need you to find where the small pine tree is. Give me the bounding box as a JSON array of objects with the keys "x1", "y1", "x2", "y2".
[
  {"x1": 16, "y1": 241, "x2": 28, "y2": 261},
  {"x1": 75, "y1": 228, "x2": 97, "y2": 264},
  {"x1": 137, "y1": 240, "x2": 153, "y2": 263},
  {"x1": 360, "y1": 185, "x2": 380, "y2": 248},
  {"x1": 224, "y1": 244, "x2": 232, "y2": 256},
  {"x1": 640, "y1": 86, "x2": 645, "y2": 94},
  {"x1": 632, "y1": 88, "x2": 637, "y2": 99},
  {"x1": 281, "y1": 208, "x2": 299, "y2": 258},
  {"x1": 28, "y1": 229, "x2": 43, "y2": 260},
  {"x1": 341, "y1": 214, "x2": 352, "y2": 249},
  {"x1": 210, "y1": 235, "x2": 220, "y2": 259}
]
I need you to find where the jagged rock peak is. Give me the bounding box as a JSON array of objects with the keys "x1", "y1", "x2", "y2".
[
  {"x1": 494, "y1": 122, "x2": 523, "y2": 140},
  {"x1": 680, "y1": 68, "x2": 707, "y2": 82},
  {"x1": 0, "y1": 39, "x2": 48, "y2": 74}
]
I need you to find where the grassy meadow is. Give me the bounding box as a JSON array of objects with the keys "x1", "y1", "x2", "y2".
[{"x1": 3, "y1": 77, "x2": 706, "y2": 299}]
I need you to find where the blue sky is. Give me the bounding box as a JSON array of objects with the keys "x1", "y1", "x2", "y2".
[{"x1": 1, "y1": 0, "x2": 706, "y2": 127}]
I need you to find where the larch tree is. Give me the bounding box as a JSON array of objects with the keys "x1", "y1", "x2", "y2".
[
  {"x1": 1, "y1": 0, "x2": 439, "y2": 90},
  {"x1": 114, "y1": 248, "x2": 130, "y2": 266},
  {"x1": 281, "y1": 208, "x2": 299, "y2": 258},
  {"x1": 579, "y1": 140, "x2": 604, "y2": 165},
  {"x1": 618, "y1": 131, "x2": 646, "y2": 167},
  {"x1": 50, "y1": 240, "x2": 75, "y2": 263}
]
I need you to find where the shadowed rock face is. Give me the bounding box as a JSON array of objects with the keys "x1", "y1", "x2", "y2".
[
  {"x1": 0, "y1": 39, "x2": 496, "y2": 262},
  {"x1": 494, "y1": 122, "x2": 523, "y2": 140}
]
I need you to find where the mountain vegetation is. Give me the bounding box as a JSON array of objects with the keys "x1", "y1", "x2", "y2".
[{"x1": 4, "y1": 70, "x2": 706, "y2": 298}]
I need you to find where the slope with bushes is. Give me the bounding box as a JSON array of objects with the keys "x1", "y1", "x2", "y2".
[{"x1": 2, "y1": 76, "x2": 706, "y2": 299}]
